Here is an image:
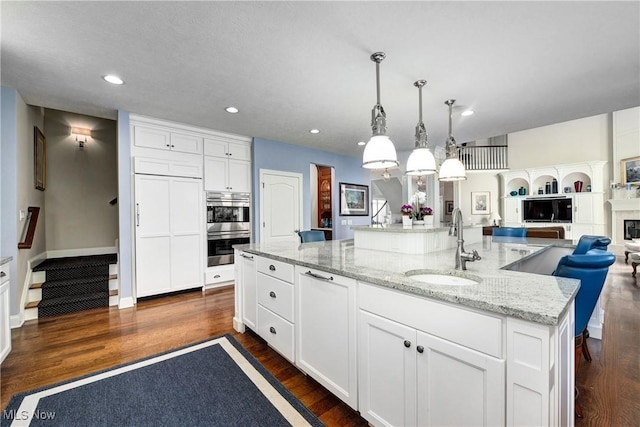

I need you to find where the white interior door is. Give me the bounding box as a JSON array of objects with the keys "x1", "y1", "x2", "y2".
[{"x1": 260, "y1": 170, "x2": 302, "y2": 243}]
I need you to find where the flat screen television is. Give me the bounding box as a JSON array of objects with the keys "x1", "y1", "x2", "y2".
[{"x1": 523, "y1": 197, "x2": 572, "y2": 223}]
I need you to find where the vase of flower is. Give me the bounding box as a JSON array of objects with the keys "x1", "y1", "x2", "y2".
[
  {"x1": 401, "y1": 204, "x2": 414, "y2": 227},
  {"x1": 412, "y1": 219, "x2": 424, "y2": 226},
  {"x1": 423, "y1": 215, "x2": 434, "y2": 227}
]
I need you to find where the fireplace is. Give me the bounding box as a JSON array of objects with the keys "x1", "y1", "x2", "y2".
[{"x1": 624, "y1": 219, "x2": 640, "y2": 240}]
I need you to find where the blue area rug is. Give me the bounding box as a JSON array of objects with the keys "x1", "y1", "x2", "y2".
[{"x1": 2, "y1": 335, "x2": 324, "y2": 426}]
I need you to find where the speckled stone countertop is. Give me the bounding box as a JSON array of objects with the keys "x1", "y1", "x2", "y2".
[
  {"x1": 236, "y1": 236, "x2": 580, "y2": 326},
  {"x1": 351, "y1": 224, "x2": 479, "y2": 233},
  {"x1": 0, "y1": 257, "x2": 12, "y2": 266}
]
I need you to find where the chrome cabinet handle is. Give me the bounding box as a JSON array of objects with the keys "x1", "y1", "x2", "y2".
[
  {"x1": 269, "y1": 265, "x2": 276, "y2": 271},
  {"x1": 136, "y1": 203, "x2": 140, "y2": 227},
  {"x1": 417, "y1": 345, "x2": 424, "y2": 353},
  {"x1": 214, "y1": 275, "x2": 220, "y2": 279},
  {"x1": 404, "y1": 340, "x2": 411, "y2": 348},
  {"x1": 0, "y1": 271, "x2": 6, "y2": 278},
  {"x1": 305, "y1": 271, "x2": 333, "y2": 281},
  {"x1": 269, "y1": 326, "x2": 276, "y2": 334},
  {"x1": 269, "y1": 291, "x2": 276, "y2": 298},
  {"x1": 240, "y1": 253, "x2": 254, "y2": 260}
]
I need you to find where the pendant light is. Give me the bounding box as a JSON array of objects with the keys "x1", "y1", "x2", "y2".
[
  {"x1": 362, "y1": 52, "x2": 399, "y2": 170},
  {"x1": 438, "y1": 99, "x2": 467, "y2": 181},
  {"x1": 406, "y1": 80, "x2": 437, "y2": 177}
]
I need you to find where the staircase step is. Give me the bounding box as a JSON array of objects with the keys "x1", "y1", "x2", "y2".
[
  {"x1": 38, "y1": 292, "x2": 109, "y2": 318},
  {"x1": 33, "y1": 254, "x2": 117, "y2": 271},
  {"x1": 42, "y1": 277, "x2": 108, "y2": 299}
]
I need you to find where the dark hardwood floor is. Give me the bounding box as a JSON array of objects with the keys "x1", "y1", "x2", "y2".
[{"x1": 2, "y1": 256, "x2": 638, "y2": 426}]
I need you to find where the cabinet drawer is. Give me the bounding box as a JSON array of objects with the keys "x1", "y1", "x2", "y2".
[
  {"x1": 257, "y1": 274, "x2": 293, "y2": 322},
  {"x1": 256, "y1": 257, "x2": 294, "y2": 284},
  {"x1": 205, "y1": 266, "x2": 234, "y2": 285},
  {"x1": 257, "y1": 305, "x2": 294, "y2": 362},
  {"x1": 0, "y1": 264, "x2": 9, "y2": 284}
]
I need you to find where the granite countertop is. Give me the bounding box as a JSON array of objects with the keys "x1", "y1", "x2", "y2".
[
  {"x1": 236, "y1": 236, "x2": 580, "y2": 326},
  {"x1": 0, "y1": 257, "x2": 12, "y2": 266},
  {"x1": 351, "y1": 224, "x2": 478, "y2": 233}
]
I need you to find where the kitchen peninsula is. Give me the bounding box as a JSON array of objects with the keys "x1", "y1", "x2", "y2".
[{"x1": 233, "y1": 235, "x2": 579, "y2": 426}]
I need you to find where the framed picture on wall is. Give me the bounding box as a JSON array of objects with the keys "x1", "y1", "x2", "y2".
[
  {"x1": 34, "y1": 126, "x2": 46, "y2": 191},
  {"x1": 445, "y1": 200, "x2": 454, "y2": 215},
  {"x1": 339, "y1": 182, "x2": 369, "y2": 216},
  {"x1": 471, "y1": 191, "x2": 490, "y2": 215},
  {"x1": 621, "y1": 156, "x2": 640, "y2": 186}
]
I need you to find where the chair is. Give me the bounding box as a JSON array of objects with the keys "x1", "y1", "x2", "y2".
[
  {"x1": 492, "y1": 227, "x2": 527, "y2": 237},
  {"x1": 298, "y1": 230, "x2": 326, "y2": 243},
  {"x1": 572, "y1": 235, "x2": 611, "y2": 255},
  {"x1": 552, "y1": 248, "x2": 616, "y2": 418}
]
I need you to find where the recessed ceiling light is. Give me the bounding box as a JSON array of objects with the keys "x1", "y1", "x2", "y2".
[
  {"x1": 309, "y1": 129, "x2": 320, "y2": 134},
  {"x1": 357, "y1": 141, "x2": 366, "y2": 146},
  {"x1": 102, "y1": 74, "x2": 124, "y2": 85},
  {"x1": 225, "y1": 107, "x2": 239, "y2": 114},
  {"x1": 461, "y1": 110, "x2": 474, "y2": 117}
]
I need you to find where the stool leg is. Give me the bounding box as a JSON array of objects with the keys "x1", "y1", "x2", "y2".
[
  {"x1": 625, "y1": 251, "x2": 630, "y2": 264},
  {"x1": 582, "y1": 329, "x2": 592, "y2": 362},
  {"x1": 632, "y1": 262, "x2": 638, "y2": 278}
]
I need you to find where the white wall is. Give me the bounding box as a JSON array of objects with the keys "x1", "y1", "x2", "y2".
[
  {"x1": 612, "y1": 106, "x2": 640, "y2": 186},
  {"x1": 43, "y1": 109, "x2": 118, "y2": 250},
  {"x1": 508, "y1": 114, "x2": 611, "y2": 169}
]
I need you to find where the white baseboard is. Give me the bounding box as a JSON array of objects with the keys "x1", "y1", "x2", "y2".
[
  {"x1": 46, "y1": 246, "x2": 117, "y2": 259},
  {"x1": 118, "y1": 296, "x2": 135, "y2": 309},
  {"x1": 10, "y1": 313, "x2": 24, "y2": 329},
  {"x1": 233, "y1": 316, "x2": 245, "y2": 333}
]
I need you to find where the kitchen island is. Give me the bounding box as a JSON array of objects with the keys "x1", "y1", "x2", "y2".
[{"x1": 233, "y1": 236, "x2": 578, "y2": 426}]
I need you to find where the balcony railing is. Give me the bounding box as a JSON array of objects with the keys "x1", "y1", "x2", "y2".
[{"x1": 458, "y1": 145, "x2": 508, "y2": 171}]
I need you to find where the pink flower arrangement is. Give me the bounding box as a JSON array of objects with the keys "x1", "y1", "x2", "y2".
[{"x1": 401, "y1": 204, "x2": 414, "y2": 215}]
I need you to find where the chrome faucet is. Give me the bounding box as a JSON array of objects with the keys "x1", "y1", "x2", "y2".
[{"x1": 449, "y1": 208, "x2": 481, "y2": 270}]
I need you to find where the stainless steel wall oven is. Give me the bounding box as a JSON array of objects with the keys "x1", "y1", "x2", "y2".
[{"x1": 206, "y1": 193, "x2": 250, "y2": 267}]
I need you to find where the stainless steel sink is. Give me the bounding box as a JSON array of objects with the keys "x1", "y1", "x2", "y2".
[{"x1": 405, "y1": 270, "x2": 480, "y2": 286}]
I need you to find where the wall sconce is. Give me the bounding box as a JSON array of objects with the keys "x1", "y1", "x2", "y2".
[{"x1": 71, "y1": 127, "x2": 91, "y2": 149}]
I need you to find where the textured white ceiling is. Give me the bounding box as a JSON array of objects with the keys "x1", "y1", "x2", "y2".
[{"x1": 2, "y1": 1, "x2": 639, "y2": 157}]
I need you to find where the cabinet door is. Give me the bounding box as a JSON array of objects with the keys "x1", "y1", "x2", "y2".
[
  {"x1": 228, "y1": 141, "x2": 251, "y2": 161},
  {"x1": 204, "y1": 156, "x2": 228, "y2": 191},
  {"x1": 0, "y1": 267, "x2": 11, "y2": 364},
  {"x1": 169, "y1": 177, "x2": 203, "y2": 290},
  {"x1": 503, "y1": 197, "x2": 522, "y2": 226},
  {"x1": 135, "y1": 175, "x2": 172, "y2": 297},
  {"x1": 573, "y1": 193, "x2": 594, "y2": 224},
  {"x1": 134, "y1": 126, "x2": 171, "y2": 151},
  {"x1": 203, "y1": 138, "x2": 228, "y2": 157},
  {"x1": 240, "y1": 253, "x2": 257, "y2": 329},
  {"x1": 170, "y1": 132, "x2": 202, "y2": 154},
  {"x1": 296, "y1": 268, "x2": 357, "y2": 409},
  {"x1": 228, "y1": 159, "x2": 251, "y2": 193},
  {"x1": 359, "y1": 310, "x2": 417, "y2": 427},
  {"x1": 416, "y1": 331, "x2": 505, "y2": 426}
]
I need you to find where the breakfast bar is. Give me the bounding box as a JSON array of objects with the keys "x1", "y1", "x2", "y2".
[{"x1": 233, "y1": 236, "x2": 579, "y2": 426}]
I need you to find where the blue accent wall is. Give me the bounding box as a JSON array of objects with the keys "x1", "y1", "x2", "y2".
[{"x1": 252, "y1": 137, "x2": 370, "y2": 241}]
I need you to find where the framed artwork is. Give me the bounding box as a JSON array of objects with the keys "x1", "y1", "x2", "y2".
[
  {"x1": 471, "y1": 191, "x2": 490, "y2": 215},
  {"x1": 621, "y1": 156, "x2": 640, "y2": 186},
  {"x1": 339, "y1": 182, "x2": 369, "y2": 216},
  {"x1": 34, "y1": 126, "x2": 46, "y2": 191},
  {"x1": 445, "y1": 200, "x2": 454, "y2": 215}
]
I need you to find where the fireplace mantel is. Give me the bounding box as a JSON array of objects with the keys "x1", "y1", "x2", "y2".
[{"x1": 607, "y1": 198, "x2": 640, "y2": 211}]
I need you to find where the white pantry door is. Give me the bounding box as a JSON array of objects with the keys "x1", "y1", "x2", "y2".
[{"x1": 260, "y1": 169, "x2": 302, "y2": 243}]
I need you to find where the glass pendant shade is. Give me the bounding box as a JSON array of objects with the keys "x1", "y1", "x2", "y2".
[
  {"x1": 362, "y1": 135, "x2": 398, "y2": 169},
  {"x1": 438, "y1": 157, "x2": 467, "y2": 181},
  {"x1": 362, "y1": 52, "x2": 399, "y2": 170},
  {"x1": 406, "y1": 148, "x2": 437, "y2": 175}
]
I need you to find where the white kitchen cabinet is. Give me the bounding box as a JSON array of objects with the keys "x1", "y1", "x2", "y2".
[
  {"x1": 295, "y1": 266, "x2": 358, "y2": 409},
  {"x1": 133, "y1": 125, "x2": 202, "y2": 154},
  {"x1": 237, "y1": 252, "x2": 257, "y2": 329},
  {"x1": 255, "y1": 256, "x2": 295, "y2": 362},
  {"x1": 502, "y1": 196, "x2": 523, "y2": 226},
  {"x1": 359, "y1": 309, "x2": 504, "y2": 427},
  {"x1": 134, "y1": 174, "x2": 203, "y2": 298},
  {"x1": 0, "y1": 262, "x2": 11, "y2": 363},
  {"x1": 204, "y1": 137, "x2": 251, "y2": 192}
]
